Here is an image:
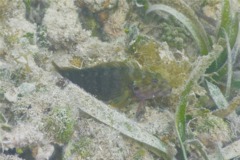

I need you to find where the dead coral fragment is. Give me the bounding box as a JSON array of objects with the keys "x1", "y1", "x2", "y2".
[
  {"x1": 190, "y1": 113, "x2": 231, "y2": 151},
  {"x1": 103, "y1": 0, "x2": 129, "y2": 39}
]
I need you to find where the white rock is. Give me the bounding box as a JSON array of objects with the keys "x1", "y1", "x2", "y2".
[
  {"x1": 35, "y1": 144, "x2": 55, "y2": 160},
  {"x1": 17, "y1": 82, "x2": 36, "y2": 95},
  {"x1": 4, "y1": 88, "x2": 18, "y2": 102},
  {"x1": 7, "y1": 15, "x2": 36, "y2": 36},
  {"x1": 42, "y1": 0, "x2": 88, "y2": 49},
  {"x1": 16, "y1": 56, "x2": 28, "y2": 64}
]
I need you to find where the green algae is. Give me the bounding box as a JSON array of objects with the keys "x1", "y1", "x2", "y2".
[
  {"x1": 36, "y1": 26, "x2": 50, "y2": 48},
  {"x1": 4, "y1": 32, "x2": 19, "y2": 47},
  {"x1": 74, "y1": 137, "x2": 93, "y2": 158},
  {"x1": 129, "y1": 37, "x2": 191, "y2": 88},
  {"x1": 147, "y1": 0, "x2": 211, "y2": 55},
  {"x1": 78, "y1": 7, "x2": 103, "y2": 38},
  {"x1": 64, "y1": 136, "x2": 93, "y2": 159},
  {"x1": 43, "y1": 106, "x2": 76, "y2": 144},
  {"x1": 23, "y1": 32, "x2": 34, "y2": 45},
  {"x1": 133, "y1": 148, "x2": 146, "y2": 160},
  {"x1": 23, "y1": 0, "x2": 49, "y2": 25},
  {"x1": 10, "y1": 67, "x2": 29, "y2": 86},
  {"x1": 23, "y1": 0, "x2": 31, "y2": 12},
  {"x1": 157, "y1": 19, "x2": 191, "y2": 50},
  {"x1": 0, "y1": 0, "x2": 10, "y2": 20}
]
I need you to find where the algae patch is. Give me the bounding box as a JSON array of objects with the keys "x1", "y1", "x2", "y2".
[
  {"x1": 43, "y1": 106, "x2": 76, "y2": 144},
  {"x1": 64, "y1": 136, "x2": 93, "y2": 159},
  {"x1": 128, "y1": 37, "x2": 192, "y2": 88}
]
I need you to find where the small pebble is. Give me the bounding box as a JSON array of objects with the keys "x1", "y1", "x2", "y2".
[
  {"x1": 18, "y1": 82, "x2": 36, "y2": 95},
  {"x1": 4, "y1": 88, "x2": 18, "y2": 102}
]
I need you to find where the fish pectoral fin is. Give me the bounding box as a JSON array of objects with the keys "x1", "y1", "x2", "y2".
[{"x1": 108, "y1": 90, "x2": 132, "y2": 108}]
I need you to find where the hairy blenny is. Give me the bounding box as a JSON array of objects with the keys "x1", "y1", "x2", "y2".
[{"x1": 52, "y1": 61, "x2": 171, "y2": 115}]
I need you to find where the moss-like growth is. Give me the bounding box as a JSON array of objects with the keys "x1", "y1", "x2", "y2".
[
  {"x1": 129, "y1": 37, "x2": 191, "y2": 88},
  {"x1": 23, "y1": 0, "x2": 31, "y2": 12},
  {"x1": 0, "y1": 88, "x2": 5, "y2": 101},
  {"x1": 73, "y1": 137, "x2": 92, "y2": 158},
  {"x1": 23, "y1": 0, "x2": 49, "y2": 25},
  {"x1": 23, "y1": 32, "x2": 34, "y2": 45},
  {"x1": 189, "y1": 112, "x2": 231, "y2": 148},
  {"x1": 85, "y1": 17, "x2": 100, "y2": 36},
  {"x1": 44, "y1": 106, "x2": 76, "y2": 144},
  {"x1": 0, "y1": 113, "x2": 12, "y2": 132},
  {"x1": 77, "y1": 6, "x2": 106, "y2": 39},
  {"x1": 36, "y1": 26, "x2": 50, "y2": 48},
  {"x1": 133, "y1": 148, "x2": 146, "y2": 160},
  {"x1": 157, "y1": 18, "x2": 192, "y2": 50},
  {"x1": 69, "y1": 56, "x2": 83, "y2": 68},
  {"x1": 0, "y1": 0, "x2": 10, "y2": 20},
  {"x1": 64, "y1": 136, "x2": 93, "y2": 159},
  {"x1": 10, "y1": 67, "x2": 30, "y2": 86},
  {"x1": 132, "y1": 40, "x2": 160, "y2": 68},
  {"x1": 4, "y1": 32, "x2": 19, "y2": 47},
  {"x1": 16, "y1": 148, "x2": 24, "y2": 154}
]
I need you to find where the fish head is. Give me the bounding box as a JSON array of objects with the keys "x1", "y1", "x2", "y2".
[{"x1": 130, "y1": 72, "x2": 172, "y2": 101}]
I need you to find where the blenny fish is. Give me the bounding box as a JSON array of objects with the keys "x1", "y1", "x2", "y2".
[{"x1": 52, "y1": 61, "x2": 171, "y2": 118}]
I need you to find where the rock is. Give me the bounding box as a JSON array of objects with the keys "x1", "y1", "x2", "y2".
[
  {"x1": 42, "y1": 0, "x2": 89, "y2": 50},
  {"x1": 17, "y1": 82, "x2": 36, "y2": 95},
  {"x1": 4, "y1": 88, "x2": 18, "y2": 102},
  {"x1": 35, "y1": 144, "x2": 54, "y2": 160},
  {"x1": 103, "y1": 0, "x2": 129, "y2": 39},
  {"x1": 16, "y1": 56, "x2": 28, "y2": 64}
]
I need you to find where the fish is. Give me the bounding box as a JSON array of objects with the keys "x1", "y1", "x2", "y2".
[{"x1": 52, "y1": 61, "x2": 171, "y2": 117}]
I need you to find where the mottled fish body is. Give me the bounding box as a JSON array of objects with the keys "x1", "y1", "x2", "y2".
[
  {"x1": 52, "y1": 61, "x2": 171, "y2": 110},
  {"x1": 53, "y1": 61, "x2": 141, "y2": 102}
]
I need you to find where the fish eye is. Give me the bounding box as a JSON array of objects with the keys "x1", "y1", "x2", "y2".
[
  {"x1": 133, "y1": 86, "x2": 139, "y2": 91},
  {"x1": 131, "y1": 81, "x2": 140, "y2": 91},
  {"x1": 152, "y1": 78, "x2": 158, "y2": 84}
]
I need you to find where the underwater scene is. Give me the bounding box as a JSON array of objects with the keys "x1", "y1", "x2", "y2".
[{"x1": 0, "y1": 0, "x2": 240, "y2": 159}]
